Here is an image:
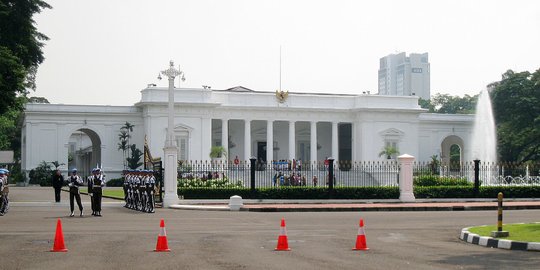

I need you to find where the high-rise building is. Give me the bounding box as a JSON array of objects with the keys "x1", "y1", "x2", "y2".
[{"x1": 378, "y1": 52, "x2": 430, "y2": 100}]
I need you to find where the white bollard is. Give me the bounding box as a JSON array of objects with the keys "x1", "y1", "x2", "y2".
[{"x1": 228, "y1": 195, "x2": 243, "y2": 211}]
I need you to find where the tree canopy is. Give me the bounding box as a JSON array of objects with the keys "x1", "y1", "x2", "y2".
[
  {"x1": 419, "y1": 93, "x2": 477, "y2": 114},
  {"x1": 490, "y1": 69, "x2": 540, "y2": 163},
  {"x1": 0, "y1": 0, "x2": 51, "y2": 114}
]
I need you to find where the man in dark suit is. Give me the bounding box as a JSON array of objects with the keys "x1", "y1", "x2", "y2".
[{"x1": 51, "y1": 169, "x2": 64, "y2": 202}]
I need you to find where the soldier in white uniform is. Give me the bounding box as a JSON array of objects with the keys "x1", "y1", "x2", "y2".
[
  {"x1": 67, "y1": 168, "x2": 84, "y2": 217},
  {"x1": 88, "y1": 168, "x2": 105, "y2": 216},
  {"x1": 0, "y1": 169, "x2": 9, "y2": 216}
]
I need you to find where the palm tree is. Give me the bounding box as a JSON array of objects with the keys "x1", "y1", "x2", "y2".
[
  {"x1": 378, "y1": 146, "x2": 399, "y2": 160},
  {"x1": 122, "y1": 122, "x2": 134, "y2": 160},
  {"x1": 118, "y1": 129, "x2": 129, "y2": 169}
]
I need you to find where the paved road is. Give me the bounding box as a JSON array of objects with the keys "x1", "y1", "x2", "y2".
[{"x1": 1, "y1": 187, "x2": 539, "y2": 270}]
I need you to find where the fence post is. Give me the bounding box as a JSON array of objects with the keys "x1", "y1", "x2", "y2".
[
  {"x1": 250, "y1": 157, "x2": 256, "y2": 192},
  {"x1": 473, "y1": 159, "x2": 480, "y2": 197},
  {"x1": 328, "y1": 158, "x2": 334, "y2": 198},
  {"x1": 398, "y1": 154, "x2": 415, "y2": 202}
]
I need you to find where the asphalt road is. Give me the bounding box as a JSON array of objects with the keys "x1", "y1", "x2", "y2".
[{"x1": 1, "y1": 187, "x2": 539, "y2": 270}]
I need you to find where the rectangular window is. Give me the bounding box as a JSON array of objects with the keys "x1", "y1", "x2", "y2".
[{"x1": 177, "y1": 137, "x2": 189, "y2": 161}]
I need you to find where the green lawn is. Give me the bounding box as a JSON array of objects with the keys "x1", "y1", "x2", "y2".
[
  {"x1": 468, "y1": 223, "x2": 540, "y2": 242},
  {"x1": 77, "y1": 188, "x2": 124, "y2": 200}
]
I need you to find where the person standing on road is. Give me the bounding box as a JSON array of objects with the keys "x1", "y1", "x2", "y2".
[
  {"x1": 89, "y1": 168, "x2": 105, "y2": 216},
  {"x1": 67, "y1": 169, "x2": 84, "y2": 217},
  {"x1": 52, "y1": 169, "x2": 64, "y2": 203},
  {"x1": 87, "y1": 170, "x2": 95, "y2": 215}
]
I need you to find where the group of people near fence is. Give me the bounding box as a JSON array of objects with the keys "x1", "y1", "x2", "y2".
[
  {"x1": 0, "y1": 169, "x2": 10, "y2": 216},
  {"x1": 123, "y1": 170, "x2": 155, "y2": 213},
  {"x1": 273, "y1": 172, "x2": 307, "y2": 187},
  {"x1": 271, "y1": 172, "x2": 336, "y2": 187},
  {"x1": 272, "y1": 159, "x2": 303, "y2": 171}
]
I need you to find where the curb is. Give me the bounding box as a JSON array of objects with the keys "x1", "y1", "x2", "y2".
[
  {"x1": 460, "y1": 226, "x2": 540, "y2": 251},
  {"x1": 242, "y1": 205, "x2": 540, "y2": 212},
  {"x1": 170, "y1": 204, "x2": 230, "y2": 211}
]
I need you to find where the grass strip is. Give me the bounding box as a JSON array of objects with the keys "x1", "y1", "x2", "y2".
[
  {"x1": 468, "y1": 223, "x2": 540, "y2": 242},
  {"x1": 78, "y1": 188, "x2": 124, "y2": 199}
]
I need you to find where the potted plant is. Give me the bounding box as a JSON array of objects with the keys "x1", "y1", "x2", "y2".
[
  {"x1": 378, "y1": 146, "x2": 399, "y2": 160},
  {"x1": 209, "y1": 146, "x2": 227, "y2": 160}
]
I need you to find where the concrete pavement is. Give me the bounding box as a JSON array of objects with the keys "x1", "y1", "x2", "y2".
[{"x1": 3, "y1": 187, "x2": 540, "y2": 269}]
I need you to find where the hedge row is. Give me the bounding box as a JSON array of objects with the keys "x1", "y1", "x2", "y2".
[
  {"x1": 178, "y1": 186, "x2": 400, "y2": 199},
  {"x1": 413, "y1": 175, "x2": 471, "y2": 186},
  {"x1": 414, "y1": 186, "x2": 540, "y2": 199},
  {"x1": 178, "y1": 186, "x2": 540, "y2": 199}
]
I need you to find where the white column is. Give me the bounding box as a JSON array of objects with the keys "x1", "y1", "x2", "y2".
[
  {"x1": 332, "y1": 121, "x2": 338, "y2": 162},
  {"x1": 244, "y1": 119, "x2": 251, "y2": 160},
  {"x1": 201, "y1": 118, "x2": 212, "y2": 161},
  {"x1": 398, "y1": 154, "x2": 416, "y2": 202},
  {"x1": 310, "y1": 121, "x2": 317, "y2": 162},
  {"x1": 266, "y1": 120, "x2": 273, "y2": 163},
  {"x1": 163, "y1": 146, "x2": 178, "y2": 206},
  {"x1": 221, "y1": 118, "x2": 229, "y2": 160},
  {"x1": 288, "y1": 121, "x2": 295, "y2": 160},
  {"x1": 163, "y1": 72, "x2": 178, "y2": 207}
]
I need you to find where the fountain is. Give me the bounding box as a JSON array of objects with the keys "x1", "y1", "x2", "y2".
[{"x1": 470, "y1": 89, "x2": 497, "y2": 183}]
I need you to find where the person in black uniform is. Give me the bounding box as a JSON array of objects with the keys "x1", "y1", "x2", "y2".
[
  {"x1": 90, "y1": 168, "x2": 105, "y2": 216},
  {"x1": 67, "y1": 168, "x2": 84, "y2": 217},
  {"x1": 122, "y1": 170, "x2": 129, "y2": 208},
  {"x1": 52, "y1": 169, "x2": 64, "y2": 202},
  {"x1": 87, "y1": 169, "x2": 95, "y2": 215}
]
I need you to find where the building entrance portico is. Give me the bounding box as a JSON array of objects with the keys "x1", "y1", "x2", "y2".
[{"x1": 211, "y1": 117, "x2": 352, "y2": 164}]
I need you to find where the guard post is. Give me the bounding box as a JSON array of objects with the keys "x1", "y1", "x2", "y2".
[{"x1": 491, "y1": 192, "x2": 509, "y2": 237}]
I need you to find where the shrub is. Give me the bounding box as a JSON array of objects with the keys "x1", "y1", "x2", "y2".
[
  {"x1": 413, "y1": 186, "x2": 540, "y2": 198},
  {"x1": 178, "y1": 186, "x2": 399, "y2": 199},
  {"x1": 414, "y1": 175, "x2": 471, "y2": 186},
  {"x1": 106, "y1": 178, "x2": 124, "y2": 187},
  {"x1": 177, "y1": 185, "x2": 540, "y2": 199},
  {"x1": 28, "y1": 161, "x2": 53, "y2": 186}
]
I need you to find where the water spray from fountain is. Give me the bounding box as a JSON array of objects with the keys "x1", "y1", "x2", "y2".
[
  {"x1": 470, "y1": 88, "x2": 497, "y2": 184},
  {"x1": 470, "y1": 89, "x2": 497, "y2": 164}
]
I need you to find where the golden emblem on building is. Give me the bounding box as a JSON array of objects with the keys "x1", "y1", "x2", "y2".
[{"x1": 275, "y1": 90, "x2": 289, "y2": 103}]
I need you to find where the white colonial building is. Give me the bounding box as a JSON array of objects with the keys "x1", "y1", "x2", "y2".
[{"x1": 22, "y1": 85, "x2": 473, "y2": 179}]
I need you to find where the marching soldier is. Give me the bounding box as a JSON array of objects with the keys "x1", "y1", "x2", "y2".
[
  {"x1": 0, "y1": 169, "x2": 9, "y2": 216},
  {"x1": 67, "y1": 169, "x2": 84, "y2": 217},
  {"x1": 87, "y1": 171, "x2": 94, "y2": 215},
  {"x1": 128, "y1": 170, "x2": 134, "y2": 209},
  {"x1": 147, "y1": 170, "x2": 156, "y2": 213},
  {"x1": 89, "y1": 168, "x2": 105, "y2": 216},
  {"x1": 123, "y1": 170, "x2": 129, "y2": 208}
]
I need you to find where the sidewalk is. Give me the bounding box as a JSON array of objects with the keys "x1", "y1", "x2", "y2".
[{"x1": 171, "y1": 198, "x2": 540, "y2": 212}]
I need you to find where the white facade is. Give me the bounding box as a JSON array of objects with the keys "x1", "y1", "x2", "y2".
[
  {"x1": 22, "y1": 86, "x2": 473, "y2": 179},
  {"x1": 378, "y1": 52, "x2": 430, "y2": 100}
]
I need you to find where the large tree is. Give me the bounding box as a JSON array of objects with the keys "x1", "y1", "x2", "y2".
[
  {"x1": 0, "y1": 0, "x2": 51, "y2": 114},
  {"x1": 490, "y1": 69, "x2": 540, "y2": 163},
  {"x1": 419, "y1": 93, "x2": 477, "y2": 114}
]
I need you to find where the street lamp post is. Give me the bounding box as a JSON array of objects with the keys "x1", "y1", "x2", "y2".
[{"x1": 160, "y1": 60, "x2": 185, "y2": 207}]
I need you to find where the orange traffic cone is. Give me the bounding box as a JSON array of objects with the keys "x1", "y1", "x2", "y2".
[
  {"x1": 275, "y1": 218, "x2": 291, "y2": 251},
  {"x1": 51, "y1": 219, "x2": 68, "y2": 252},
  {"x1": 353, "y1": 219, "x2": 369, "y2": 250},
  {"x1": 155, "y1": 219, "x2": 170, "y2": 252}
]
